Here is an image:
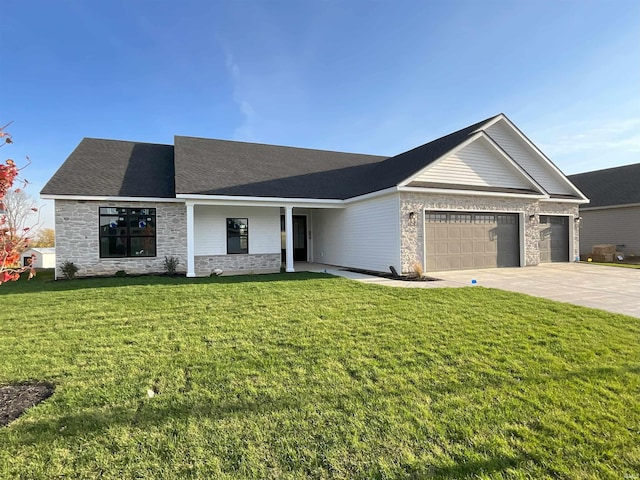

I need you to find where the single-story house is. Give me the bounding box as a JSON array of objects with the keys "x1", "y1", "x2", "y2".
[
  {"x1": 21, "y1": 247, "x2": 56, "y2": 269},
  {"x1": 568, "y1": 163, "x2": 640, "y2": 256},
  {"x1": 41, "y1": 113, "x2": 588, "y2": 279}
]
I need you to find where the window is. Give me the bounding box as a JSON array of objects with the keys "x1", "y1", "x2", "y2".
[
  {"x1": 474, "y1": 214, "x2": 496, "y2": 224},
  {"x1": 426, "y1": 212, "x2": 448, "y2": 223},
  {"x1": 227, "y1": 218, "x2": 248, "y2": 254},
  {"x1": 450, "y1": 214, "x2": 472, "y2": 224},
  {"x1": 99, "y1": 207, "x2": 156, "y2": 258},
  {"x1": 497, "y1": 214, "x2": 517, "y2": 225}
]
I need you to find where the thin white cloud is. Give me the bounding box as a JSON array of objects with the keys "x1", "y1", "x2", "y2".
[
  {"x1": 541, "y1": 117, "x2": 640, "y2": 155},
  {"x1": 224, "y1": 51, "x2": 257, "y2": 142}
]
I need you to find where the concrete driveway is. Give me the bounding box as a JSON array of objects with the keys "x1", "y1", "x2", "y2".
[
  {"x1": 318, "y1": 263, "x2": 640, "y2": 318},
  {"x1": 433, "y1": 263, "x2": 640, "y2": 318}
]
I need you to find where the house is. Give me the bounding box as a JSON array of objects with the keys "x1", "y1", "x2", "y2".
[
  {"x1": 21, "y1": 247, "x2": 56, "y2": 269},
  {"x1": 41, "y1": 114, "x2": 587, "y2": 279},
  {"x1": 568, "y1": 163, "x2": 640, "y2": 256}
]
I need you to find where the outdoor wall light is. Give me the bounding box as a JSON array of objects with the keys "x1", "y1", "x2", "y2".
[
  {"x1": 529, "y1": 214, "x2": 536, "y2": 220},
  {"x1": 408, "y1": 211, "x2": 417, "y2": 225}
]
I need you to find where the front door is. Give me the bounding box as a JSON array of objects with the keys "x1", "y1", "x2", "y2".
[
  {"x1": 280, "y1": 215, "x2": 308, "y2": 262},
  {"x1": 293, "y1": 215, "x2": 307, "y2": 261}
]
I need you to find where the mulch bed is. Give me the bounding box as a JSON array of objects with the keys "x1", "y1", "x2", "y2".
[
  {"x1": 0, "y1": 382, "x2": 55, "y2": 427},
  {"x1": 342, "y1": 268, "x2": 441, "y2": 282}
]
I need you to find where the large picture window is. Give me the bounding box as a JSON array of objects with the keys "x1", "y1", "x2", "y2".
[
  {"x1": 99, "y1": 207, "x2": 156, "y2": 258},
  {"x1": 227, "y1": 218, "x2": 248, "y2": 254}
]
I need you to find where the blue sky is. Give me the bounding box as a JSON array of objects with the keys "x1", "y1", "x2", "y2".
[{"x1": 2, "y1": 0, "x2": 639, "y2": 228}]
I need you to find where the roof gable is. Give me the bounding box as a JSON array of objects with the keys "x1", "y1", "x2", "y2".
[
  {"x1": 568, "y1": 163, "x2": 640, "y2": 208},
  {"x1": 401, "y1": 132, "x2": 545, "y2": 194},
  {"x1": 353, "y1": 115, "x2": 501, "y2": 196},
  {"x1": 484, "y1": 116, "x2": 586, "y2": 199}
]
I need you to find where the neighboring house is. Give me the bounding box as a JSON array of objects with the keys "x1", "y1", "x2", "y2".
[
  {"x1": 21, "y1": 247, "x2": 56, "y2": 269},
  {"x1": 568, "y1": 163, "x2": 640, "y2": 256},
  {"x1": 41, "y1": 114, "x2": 587, "y2": 279}
]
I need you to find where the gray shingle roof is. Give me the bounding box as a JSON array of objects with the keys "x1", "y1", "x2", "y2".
[
  {"x1": 568, "y1": 163, "x2": 640, "y2": 208},
  {"x1": 41, "y1": 139, "x2": 175, "y2": 198},
  {"x1": 42, "y1": 114, "x2": 502, "y2": 200},
  {"x1": 173, "y1": 115, "x2": 500, "y2": 199},
  {"x1": 173, "y1": 136, "x2": 386, "y2": 199}
]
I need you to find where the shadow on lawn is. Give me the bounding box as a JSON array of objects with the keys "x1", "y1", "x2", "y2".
[
  {"x1": 0, "y1": 271, "x2": 337, "y2": 295},
  {"x1": 12, "y1": 385, "x2": 307, "y2": 441},
  {"x1": 11, "y1": 391, "x2": 538, "y2": 478}
]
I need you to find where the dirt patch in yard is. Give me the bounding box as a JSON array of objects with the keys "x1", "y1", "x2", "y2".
[{"x1": 0, "y1": 382, "x2": 55, "y2": 427}]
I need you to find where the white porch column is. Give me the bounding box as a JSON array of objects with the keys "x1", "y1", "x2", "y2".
[
  {"x1": 285, "y1": 206, "x2": 295, "y2": 272},
  {"x1": 186, "y1": 202, "x2": 196, "y2": 277}
]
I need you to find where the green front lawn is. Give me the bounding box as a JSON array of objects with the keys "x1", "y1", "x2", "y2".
[
  {"x1": 582, "y1": 261, "x2": 640, "y2": 269},
  {"x1": 1, "y1": 272, "x2": 638, "y2": 479}
]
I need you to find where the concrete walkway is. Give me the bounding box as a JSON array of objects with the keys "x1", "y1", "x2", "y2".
[{"x1": 308, "y1": 263, "x2": 640, "y2": 318}]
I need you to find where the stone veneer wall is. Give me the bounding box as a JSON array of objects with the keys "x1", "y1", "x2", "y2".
[
  {"x1": 195, "y1": 253, "x2": 281, "y2": 276},
  {"x1": 399, "y1": 192, "x2": 579, "y2": 274},
  {"x1": 55, "y1": 200, "x2": 187, "y2": 278}
]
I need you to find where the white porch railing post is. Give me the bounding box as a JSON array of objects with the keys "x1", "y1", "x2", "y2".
[
  {"x1": 285, "y1": 206, "x2": 295, "y2": 272},
  {"x1": 186, "y1": 203, "x2": 196, "y2": 277}
]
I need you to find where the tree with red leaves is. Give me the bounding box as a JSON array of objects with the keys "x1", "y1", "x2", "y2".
[{"x1": 1, "y1": 122, "x2": 36, "y2": 284}]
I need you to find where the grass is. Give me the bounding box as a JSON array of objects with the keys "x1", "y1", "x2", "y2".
[
  {"x1": 582, "y1": 261, "x2": 640, "y2": 269},
  {"x1": 0, "y1": 270, "x2": 638, "y2": 479}
]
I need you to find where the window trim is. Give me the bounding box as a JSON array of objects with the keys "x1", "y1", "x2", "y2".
[
  {"x1": 226, "y1": 217, "x2": 249, "y2": 255},
  {"x1": 98, "y1": 207, "x2": 157, "y2": 258}
]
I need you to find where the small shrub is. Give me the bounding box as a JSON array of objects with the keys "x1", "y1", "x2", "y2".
[
  {"x1": 412, "y1": 261, "x2": 424, "y2": 278},
  {"x1": 115, "y1": 270, "x2": 127, "y2": 277},
  {"x1": 163, "y1": 256, "x2": 179, "y2": 275},
  {"x1": 60, "y1": 261, "x2": 79, "y2": 279}
]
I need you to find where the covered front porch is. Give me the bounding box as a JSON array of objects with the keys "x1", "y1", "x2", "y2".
[{"x1": 183, "y1": 198, "x2": 344, "y2": 277}]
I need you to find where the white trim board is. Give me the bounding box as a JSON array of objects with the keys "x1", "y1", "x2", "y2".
[{"x1": 40, "y1": 195, "x2": 184, "y2": 203}]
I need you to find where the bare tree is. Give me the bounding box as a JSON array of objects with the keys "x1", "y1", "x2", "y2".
[
  {"x1": 1, "y1": 188, "x2": 39, "y2": 238},
  {"x1": 1, "y1": 121, "x2": 36, "y2": 283}
]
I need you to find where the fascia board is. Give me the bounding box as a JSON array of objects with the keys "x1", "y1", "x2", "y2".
[
  {"x1": 579, "y1": 202, "x2": 640, "y2": 211},
  {"x1": 398, "y1": 186, "x2": 548, "y2": 199},
  {"x1": 178, "y1": 194, "x2": 345, "y2": 209},
  {"x1": 40, "y1": 194, "x2": 183, "y2": 203},
  {"x1": 539, "y1": 197, "x2": 590, "y2": 204}
]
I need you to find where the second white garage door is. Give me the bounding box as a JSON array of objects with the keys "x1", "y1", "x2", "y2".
[{"x1": 425, "y1": 211, "x2": 520, "y2": 272}]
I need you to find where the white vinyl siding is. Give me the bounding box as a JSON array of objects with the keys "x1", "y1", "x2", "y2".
[
  {"x1": 414, "y1": 137, "x2": 533, "y2": 189},
  {"x1": 486, "y1": 120, "x2": 573, "y2": 195},
  {"x1": 579, "y1": 206, "x2": 640, "y2": 255},
  {"x1": 313, "y1": 194, "x2": 400, "y2": 272},
  {"x1": 194, "y1": 205, "x2": 280, "y2": 255}
]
